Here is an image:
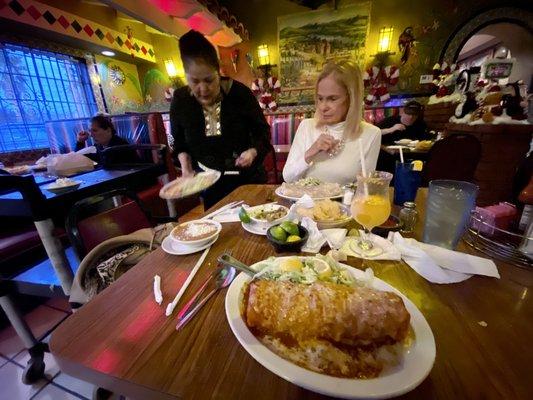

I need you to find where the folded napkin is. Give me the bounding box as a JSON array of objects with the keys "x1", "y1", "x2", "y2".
[
  {"x1": 287, "y1": 194, "x2": 315, "y2": 221},
  {"x1": 389, "y1": 232, "x2": 500, "y2": 283},
  {"x1": 321, "y1": 228, "x2": 347, "y2": 250},
  {"x1": 301, "y1": 217, "x2": 327, "y2": 253},
  {"x1": 340, "y1": 233, "x2": 402, "y2": 261},
  {"x1": 212, "y1": 204, "x2": 249, "y2": 223}
]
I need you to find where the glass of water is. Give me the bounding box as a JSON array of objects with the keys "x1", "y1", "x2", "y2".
[{"x1": 423, "y1": 180, "x2": 478, "y2": 249}]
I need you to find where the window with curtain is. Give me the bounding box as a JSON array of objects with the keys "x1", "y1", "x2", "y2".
[{"x1": 0, "y1": 43, "x2": 98, "y2": 152}]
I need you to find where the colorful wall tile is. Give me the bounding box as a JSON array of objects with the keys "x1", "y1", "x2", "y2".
[{"x1": 0, "y1": 0, "x2": 156, "y2": 62}]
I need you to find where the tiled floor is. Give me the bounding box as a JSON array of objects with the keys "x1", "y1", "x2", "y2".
[{"x1": 0, "y1": 298, "x2": 98, "y2": 400}]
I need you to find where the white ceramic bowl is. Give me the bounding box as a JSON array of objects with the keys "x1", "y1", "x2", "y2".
[
  {"x1": 246, "y1": 204, "x2": 289, "y2": 229},
  {"x1": 170, "y1": 220, "x2": 222, "y2": 247}
]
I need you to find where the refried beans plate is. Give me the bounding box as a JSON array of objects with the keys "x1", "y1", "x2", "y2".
[
  {"x1": 225, "y1": 258, "x2": 436, "y2": 399},
  {"x1": 161, "y1": 234, "x2": 218, "y2": 255}
]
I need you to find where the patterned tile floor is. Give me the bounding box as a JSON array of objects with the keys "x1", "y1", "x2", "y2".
[{"x1": 0, "y1": 298, "x2": 99, "y2": 400}]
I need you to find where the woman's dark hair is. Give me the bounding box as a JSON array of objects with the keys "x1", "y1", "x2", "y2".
[
  {"x1": 178, "y1": 30, "x2": 220, "y2": 72},
  {"x1": 91, "y1": 115, "x2": 116, "y2": 135}
]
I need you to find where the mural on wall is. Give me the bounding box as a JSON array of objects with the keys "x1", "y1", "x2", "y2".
[
  {"x1": 277, "y1": 2, "x2": 371, "y2": 103},
  {"x1": 96, "y1": 55, "x2": 143, "y2": 114},
  {"x1": 392, "y1": 3, "x2": 457, "y2": 93}
]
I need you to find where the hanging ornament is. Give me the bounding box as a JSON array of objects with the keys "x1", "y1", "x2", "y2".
[
  {"x1": 252, "y1": 76, "x2": 280, "y2": 111},
  {"x1": 363, "y1": 65, "x2": 400, "y2": 105}
]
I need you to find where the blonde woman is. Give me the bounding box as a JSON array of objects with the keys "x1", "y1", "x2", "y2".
[{"x1": 282, "y1": 62, "x2": 381, "y2": 184}]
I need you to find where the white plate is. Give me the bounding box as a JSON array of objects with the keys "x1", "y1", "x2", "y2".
[
  {"x1": 44, "y1": 181, "x2": 81, "y2": 194},
  {"x1": 394, "y1": 139, "x2": 413, "y2": 146},
  {"x1": 161, "y1": 234, "x2": 218, "y2": 255},
  {"x1": 274, "y1": 186, "x2": 344, "y2": 202},
  {"x1": 225, "y1": 257, "x2": 436, "y2": 399},
  {"x1": 241, "y1": 221, "x2": 268, "y2": 236},
  {"x1": 159, "y1": 171, "x2": 221, "y2": 199}
]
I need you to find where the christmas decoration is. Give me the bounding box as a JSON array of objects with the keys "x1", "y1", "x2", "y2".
[
  {"x1": 252, "y1": 76, "x2": 281, "y2": 111},
  {"x1": 398, "y1": 27, "x2": 416, "y2": 65},
  {"x1": 431, "y1": 62, "x2": 458, "y2": 97},
  {"x1": 363, "y1": 65, "x2": 400, "y2": 105}
]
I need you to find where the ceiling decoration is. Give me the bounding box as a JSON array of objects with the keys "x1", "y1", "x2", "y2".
[{"x1": 149, "y1": 0, "x2": 247, "y2": 46}]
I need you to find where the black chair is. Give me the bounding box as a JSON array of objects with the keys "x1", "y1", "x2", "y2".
[
  {"x1": 65, "y1": 189, "x2": 160, "y2": 260},
  {"x1": 100, "y1": 143, "x2": 167, "y2": 171},
  {"x1": 422, "y1": 134, "x2": 482, "y2": 186},
  {"x1": 0, "y1": 175, "x2": 50, "y2": 384}
]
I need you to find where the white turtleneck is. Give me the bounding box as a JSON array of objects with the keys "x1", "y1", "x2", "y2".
[{"x1": 282, "y1": 118, "x2": 381, "y2": 184}]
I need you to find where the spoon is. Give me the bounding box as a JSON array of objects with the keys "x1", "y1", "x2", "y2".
[
  {"x1": 217, "y1": 253, "x2": 256, "y2": 276},
  {"x1": 175, "y1": 265, "x2": 235, "y2": 331}
]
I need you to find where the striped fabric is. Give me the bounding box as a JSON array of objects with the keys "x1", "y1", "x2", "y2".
[{"x1": 267, "y1": 107, "x2": 400, "y2": 146}]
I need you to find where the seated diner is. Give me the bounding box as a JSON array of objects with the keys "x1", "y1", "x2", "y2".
[
  {"x1": 0, "y1": 1, "x2": 531, "y2": 400},
  {"x1": 75, "y1": 115, "x2": 141, "y2": 165}
]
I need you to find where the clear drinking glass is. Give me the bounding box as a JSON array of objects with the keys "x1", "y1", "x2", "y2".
[
  {"x1": 350, "y1": 171, "x2": 393, "y2": 256},
  {"x1": 423, "y1": 180, "x2": 478, "y2": 249}
]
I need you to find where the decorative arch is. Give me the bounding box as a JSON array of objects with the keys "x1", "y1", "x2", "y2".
[{"x1": 440, "y1": 7, "x2": 533, "y2": 63}]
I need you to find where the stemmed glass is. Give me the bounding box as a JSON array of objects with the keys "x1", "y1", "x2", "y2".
[{"x1": 350, "y1": 171, "x2": 393, "y2": 257}]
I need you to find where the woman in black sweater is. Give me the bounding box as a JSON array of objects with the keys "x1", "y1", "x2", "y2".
[{"x1": 170, "y1": 30, "x2": 271, "y2": 208}]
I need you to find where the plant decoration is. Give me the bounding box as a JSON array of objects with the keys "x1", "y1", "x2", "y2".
[
  {"x1": 363, "y1": 65, "x2": 399, "y2": 105},
  {"x1": 252, "y1": 76, "x2": 281, "y2": 111}
]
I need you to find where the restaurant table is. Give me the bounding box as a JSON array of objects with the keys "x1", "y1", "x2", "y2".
[
  {"x1": 50, "y1": 185, "x2": 533, "y2": 400},
  {"x1": 0, "y1": 165, "x2": 163, "y2": 294}
]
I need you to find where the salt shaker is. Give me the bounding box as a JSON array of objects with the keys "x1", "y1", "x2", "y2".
[
  {"x1": 399, "y1": 202, "x2": 418, "y2": 233},
  {"x1": 342, "y1": 189, "x2": 354, "y2": 206}
]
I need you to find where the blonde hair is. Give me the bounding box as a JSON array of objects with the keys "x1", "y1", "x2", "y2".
[{"x1": 315, "y1": 61, "x2": 364, "y2": 139}]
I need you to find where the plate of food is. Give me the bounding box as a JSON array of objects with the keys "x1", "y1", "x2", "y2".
[
  {"x1": 239, "y1": 203, "x2": 290, "y2": 236},
  {"x1": 225, "y1": 255, "x2": 435, "y2": 399},
  {"x1": 169, "y1": 219, "x2": 222, "y2": 247},
  {"x1": 415, "y1": 140, "x2": 433, "y2": 151},
  {"x1": 394, "y1": 139, "x2": 414, "y2": 146},
  {"x1": 159, "y1": 171, "x2": 220, "y2": 199},
  {"x1": 295, "y1": 199, "x2": 352, "y2": 229},
  {"x1": 5, "y1": 165, "x2": 31, "y2": 175},
  {"x1": 275, "y1": 178, "x2": 344, "y2": 201},
  {"x1": 44, "y1": 178, "x2": 81, "y2": 194}
]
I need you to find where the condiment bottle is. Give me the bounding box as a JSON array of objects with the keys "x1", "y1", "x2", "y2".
[{"x1": 399, "y1": 202, "x2": 418, "y2": 233}]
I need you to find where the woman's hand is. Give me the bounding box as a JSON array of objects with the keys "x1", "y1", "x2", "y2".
[
  {"x1": 77, "y1": 130, "x2": 90, "y2": 143},
  {"x1": 304, "y1": 134, "x2": 339, "y2": 163},
  {"x1": 382, "y1": 124, "x2": 406, "y2": 135},
  {"x1": 235, "y1": 148, "x2": 257, "y2": 168}
]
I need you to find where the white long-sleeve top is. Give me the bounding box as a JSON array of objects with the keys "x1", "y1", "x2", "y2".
[{"x1": 282, "y1": 118, "x2": 381, "y2": 184}]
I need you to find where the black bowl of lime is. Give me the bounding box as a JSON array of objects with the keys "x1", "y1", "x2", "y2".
[{"x1": 266, "y1": 221, "x2": 309, "y2": 253}]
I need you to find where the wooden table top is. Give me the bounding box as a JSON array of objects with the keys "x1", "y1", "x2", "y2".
[{"x1": 50, "y1": 185, "x2": 533, "y2": 400}]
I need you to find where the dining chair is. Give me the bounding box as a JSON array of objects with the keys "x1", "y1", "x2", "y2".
[
  {"x1": 263, "y1": 144, "x2": 281, "y2": 184},
  {"x1": 422, "y1": 134, "x2": 482, "y2": 186},
  {"x1": 65, "y1": 189, "x2": 157, "y2": 260}
]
